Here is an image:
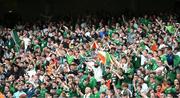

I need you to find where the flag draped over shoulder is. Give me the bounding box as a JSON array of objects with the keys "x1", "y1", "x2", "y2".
[
  {"x1": 97, "y1": 51, "x2": 113, "y2": 65},
  {"x1": 11, "y1": 30, "x2": 21, "y2": 51}
]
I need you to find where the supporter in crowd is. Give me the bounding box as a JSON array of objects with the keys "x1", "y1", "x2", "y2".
[{"x1": 0, "y1": 13, "x2": 179, "y2": 98}]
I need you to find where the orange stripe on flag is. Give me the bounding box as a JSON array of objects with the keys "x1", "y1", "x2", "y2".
[
  {"x1": 91, "y1": 41, "x2": 98, "y2": 49},
  {"x1": 97, "y1": 51, "x2": 106, "y2": 64}
]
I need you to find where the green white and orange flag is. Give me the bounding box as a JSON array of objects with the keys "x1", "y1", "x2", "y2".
[
  {"x1": 11, "y1": 30, "x2": 21, "y2": 52},
  {"x1": 97, "y1": 51, "x2": 113, "y2": 65}
]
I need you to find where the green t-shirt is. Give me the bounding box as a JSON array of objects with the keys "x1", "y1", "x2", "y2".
[
  {"x1": 42, "y1": 60, "x2": 47, "y2": 69},
  {"x1": 94, "y1": 92, "x2": 100, "y2": 98},
  {"x1": 0, "y1": 85, "x2": 4, "y2": 93},
  {"x1": 160, "y1": 55, "x2": 167, "y2": 63},
  {"x1": 79, "y1": 54, "x2": 86, "y2": 64},
  {"x1": 114, "y1": 78, "x2": 122, "y2": 89},
  {"x1": 103, "y1": 72, "x2": 112, "y2": 80},
  {"x1": 111, "y1": 39, "x2": 122, "y2": 46},
  {"x1": 151, "y1": 59, "x2": 158, "y2": 71},
  {"x1": 149, "y1": 82, "x2": 157, "y2": 91},
  {"x1": 99, "y1": 85, "x2": 108, "y2": 93},
  {"x1": 69, "y1": 90, "x2": 79, "y2": 97},
  {"x1": 63, "y1": 31, "x2": 67, "y2": 38},
  {"x1": 113, "y1": 51, "x2": 120, "y2": 60},
  {"x1": 123, "y1": 68, "x2": 134, "y2": 84},
  {"x1": 167, "y1": 71, "x2": 176, "y2": 83},
  {"x1": 56, "y1": 88, "x2": 63, "y2": 95},
  {"x1": 37, "y1": 36, "x2": 42, "y2": 41},
  {"x1": 165, "y1": 25, "x2": 175, "y2": 34},
  {"x1": 145, "y1": 64, "x2": 151, "y2": 70},
  {"x1": 140, "y1": 42, "x2": 146, "y2": 51},
  {"x1": 133, "y1": 23, "x2": 138, "y2": 29},
  {"x1": 40, "y1": 88, "x2": 48, "y2": 97},
  {"x1": 173, "y1": 55, "x2": 180, "y2": 67},
  {"x1": 41, "y1": 40, "x2": 47, "y2": 50},
  {"x1": 108, "y1": 29, "x2": 113, "y2": 38},
  {"x1": 88, "y1": 77, "x2": 97, "y2": 89},
  {"x1": 66, "y1": 55, "x2": 74, "y2": 64},
  {"x1": 34, "y1": 44, "x2": 41, "y2": 51},
  {"x1": 155, "y1": 75, "x2": 164, "y2": 84},
  {"x1": 79, "y1": 75, "x2": 88, "y2": 93},
  {"x1": 131, "y1": 55, "x2": 141, "y2": 69},
  {"x1": 145, "y1": 59, "x2": 158, "y2": 71},
  {"x1": 135, "y1": 91, "x2": 142, "y2": 98},
  {"x1": 10, "y1": 84, "x2": 15, "y2": 94},
  {"x1": 140, "y1": 18, "x2": 151, "y2": 26},
  {"x1": 164, "y1": 87, "x2": 176, "y2": 94},
  {"x1": 85, "y1": 50, "x2": 91, "y2": 57}
]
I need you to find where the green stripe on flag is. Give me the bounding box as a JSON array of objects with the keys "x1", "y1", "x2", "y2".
[{"x1": 106, "y1": 52, "x2": 113, "y2": 65}]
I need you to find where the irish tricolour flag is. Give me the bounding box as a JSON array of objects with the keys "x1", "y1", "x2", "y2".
[
  {"x1": 11, "y1": 30, "x2": 21, "y2": 52},
  {"x1": 97, "y1": 51, "x2": 113, "y2": 65}
]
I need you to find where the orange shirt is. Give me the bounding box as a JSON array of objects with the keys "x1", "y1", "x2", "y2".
[
  {"x1": 0, "y1": 92, "x2": 5, "y2": 98},
  {"x1": 47, "y1": 63, "x2": 55, "y2": 75},
  {"x1": 106, "y1": 79, "x2": 111, "y2": 89},
  {"x1": 156, "y1": 90, "x2": 162, "y2": 98},
  {"x1": 161, "y1": 82, "x2": 168, "y2": 92},
  {"x1": 151, "y1": 43, "x2": 158, "y2": 51}
]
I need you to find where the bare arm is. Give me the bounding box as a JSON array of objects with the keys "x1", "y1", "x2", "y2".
[
  {"x1": 112, "y1": 70, "x2": 124, "y2": 80},
  {"x1": 76, "y1": 87, "x2": 84, "y2": 96},
  {"x1": 112, "y1": 83, "x2": 119, "y2": 97},
  {"x1": 155, "y1": 19, "x2": 165, "y2": 31}
]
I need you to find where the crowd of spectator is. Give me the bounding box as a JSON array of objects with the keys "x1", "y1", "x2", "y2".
[{"x1": 0, "y1": 13, "x2": 180, "y2": 98}]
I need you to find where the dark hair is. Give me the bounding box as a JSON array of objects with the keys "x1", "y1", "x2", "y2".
[
  {"x1": 101, "y1": 92, "x2": 106, "y2": 95},
  {"x1": 167, "y1": 47, "x2": 172, "y2": 51},
  {"x1": 89, "y1": 71, "x2": 94, "y2": 76},
  {"x1": 122, "y1": 83, "x2": 128, "y2": 88},
  {"x1": 121, "y1": 56, "x2": 127, "y2": 62},
  {"x1": 174, "y1": 47, "x2": 180, "y2": 51}
]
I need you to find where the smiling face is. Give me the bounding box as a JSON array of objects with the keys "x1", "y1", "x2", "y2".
[
  {"x1": 156, "y1": 85, "x2": 162, "y2": 92},
  {"x1": 158, "y1": 50, "x2": 163, "y2": 56},
  {"x1": 142, "y1": 50, "x2": 148, "y2": 57},
  {"x1": 153, "y1": 51, "x2": 158, "y2": 57},
  {"x1": 121, "y1": 57, "x2": 127, "y2": 64},
  {"x1": 85, "y1": 87, "x2": 91, "y2": 94},
  {"x1": 174, "y1": 79, "x2": 179, "y2": 85}
]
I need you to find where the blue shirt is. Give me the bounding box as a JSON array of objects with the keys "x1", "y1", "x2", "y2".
[{"x1": 99, "y1": 32, "x2": 105, "y2": 38}]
